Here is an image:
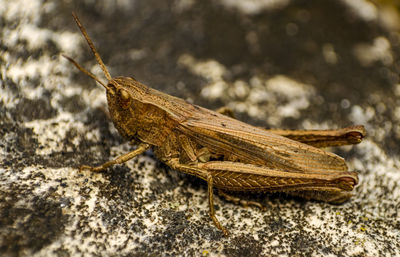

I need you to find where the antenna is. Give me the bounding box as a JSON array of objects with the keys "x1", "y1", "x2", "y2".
[
  {"x1": 62, "y1": 54, "x2": 109, "y2": 90},
  {"x1": 72, "y1": 12, "x2": 112, "y2": 81}
]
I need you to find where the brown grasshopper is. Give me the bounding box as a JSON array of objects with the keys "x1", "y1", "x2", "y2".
[{"x1": 64, "y1": 13, "x2": 366, "y2": 236}]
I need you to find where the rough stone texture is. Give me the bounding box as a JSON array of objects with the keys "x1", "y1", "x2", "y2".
[{"x1": 1, "y1": 0, "x2": 399, "y2": 256}]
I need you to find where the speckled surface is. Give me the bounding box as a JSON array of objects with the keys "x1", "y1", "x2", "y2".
[{"x1": 1, "y1": 0, "x2": 400, "y2": 256}]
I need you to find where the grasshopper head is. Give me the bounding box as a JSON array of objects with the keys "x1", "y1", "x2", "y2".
[
  {"x1": 65, "y1": 13, "x2": 172, "y2": 143},
  {"x1": 107, "y1": 77, "x2": 148, "y2": 102},
  {"x1": 105, "y1": 76, "x2": 150, "y2": 115},
  {"x1": 105, "y1": 76, "x2": 160, "y2": 141},
  {"x1": 63, "y1": 13, "x2": 145, "y2": 140},
  {"x1": 106, "y1": 78, "x2": 134, "y2": 109}
]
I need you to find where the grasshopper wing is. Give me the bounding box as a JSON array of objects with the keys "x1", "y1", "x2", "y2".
[
  {"x1": 177, "y1": 106, "x2": 348, "y2": 175},
  {"x1": 133, "y1": 85, "x2": 350, "y2": 176}
]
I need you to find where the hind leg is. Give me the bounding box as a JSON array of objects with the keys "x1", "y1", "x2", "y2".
[{"x1": 217, "y1": 190, "x2": 264, "y2": 210}]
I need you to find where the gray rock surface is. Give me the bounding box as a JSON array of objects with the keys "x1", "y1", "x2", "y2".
[{"x1": 1, "y1": 0, "x2": 399, "y2": 256}]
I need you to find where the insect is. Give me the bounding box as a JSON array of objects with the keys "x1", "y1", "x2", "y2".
[{"x1": 64, "y1": 13, "x2": 365, "y2": 236}]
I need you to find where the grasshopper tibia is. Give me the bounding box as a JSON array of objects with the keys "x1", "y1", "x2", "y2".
[{"x1": 218, "y1": 190, "x2": 264, "y2": 210}]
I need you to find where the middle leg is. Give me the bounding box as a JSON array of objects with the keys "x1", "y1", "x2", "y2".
[{"x1": 166, "y1": 158, "x2": 229, "y2": 236}]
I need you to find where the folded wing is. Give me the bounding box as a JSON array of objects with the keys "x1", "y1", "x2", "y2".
[{"x1": 177, "y1": 107, "x2": 348, "y2": 175}]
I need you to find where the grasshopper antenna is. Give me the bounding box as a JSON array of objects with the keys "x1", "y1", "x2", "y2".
[
  {"x1": 62, "y1": 54, "x2": 109, "y2": 90},
  {"x1": 71, "y1": 12, "x2": 112, "y2": 81}
]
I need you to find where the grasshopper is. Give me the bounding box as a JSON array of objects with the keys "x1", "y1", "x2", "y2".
[{"x1": 64, "y1": 13, "x2": 365, "y2": 235}]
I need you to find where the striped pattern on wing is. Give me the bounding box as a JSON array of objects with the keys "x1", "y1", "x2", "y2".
[{"x1": 178, "y1": 107, "x2": 348, "y2": 175}]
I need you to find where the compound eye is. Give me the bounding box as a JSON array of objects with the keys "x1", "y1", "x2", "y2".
[
  {"x1": 118, "y1": 89, "x2": 131, "y2": 109},
  {"x1": 120, "y1": 89, "x2": 130, "y2": 101}
]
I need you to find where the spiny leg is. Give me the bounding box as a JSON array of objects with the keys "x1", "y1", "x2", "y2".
[
  {"x1": 196, "y1": 161, "x2": 357, "y2": 203},
  {"x1": 166, "y1": 158, "x2": 356, "y2": 235},
  {"x1": 80, "y1": 143, "x2": 150, "y2": 172},
  {"x1": 218, "y1": 190, "x2": 264, "y2": 210}
]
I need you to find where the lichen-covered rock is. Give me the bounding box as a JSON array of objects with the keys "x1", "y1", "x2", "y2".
[{"x1": 1, "y1": 0, "x2": 399, "y2": 256}]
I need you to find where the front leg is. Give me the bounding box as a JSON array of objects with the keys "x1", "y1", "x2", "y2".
[{"x1": 80, "y1": 143, "x2": 150, "y2": 172}]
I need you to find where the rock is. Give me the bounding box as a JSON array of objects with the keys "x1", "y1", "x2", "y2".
[{"x1": 1, "y1": 0, "x2": 399, "y2": 256}]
